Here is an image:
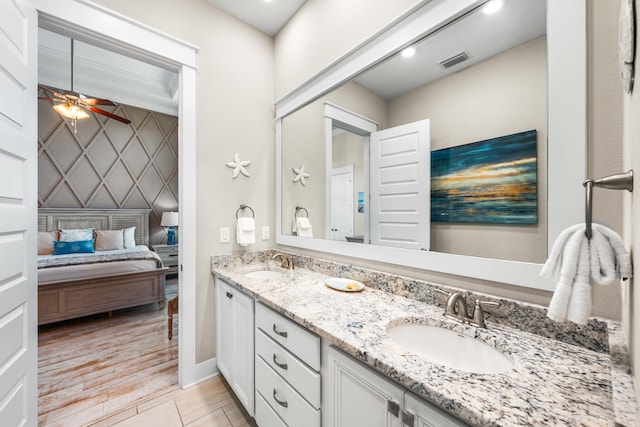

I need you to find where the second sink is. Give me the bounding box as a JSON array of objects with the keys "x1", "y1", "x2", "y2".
[{"x1": 386, "y1": 323, "x2": 514, "y2": 374}]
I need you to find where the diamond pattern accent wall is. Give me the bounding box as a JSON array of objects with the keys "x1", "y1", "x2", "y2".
[{"x1": 38, "y1": 92, "x2": 179, "y2": 245}]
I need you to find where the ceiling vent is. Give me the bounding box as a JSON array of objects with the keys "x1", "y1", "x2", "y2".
[{"x1": 438, "y1": 52, "x2": 469, "y2": 69}]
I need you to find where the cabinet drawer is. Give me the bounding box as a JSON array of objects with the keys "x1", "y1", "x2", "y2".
[
  {"x1": 256, "y1": 356, "x2": 320, "y2": 427},
  {"x1": 256, "y1": 392, "x2": 287, "y2": 427},
  {"x1": 256, "y1": 329, "x2": 321, "y2": 408},
  {"x1": 256, "y1": 302, "x2": 320, "y2": 370}
]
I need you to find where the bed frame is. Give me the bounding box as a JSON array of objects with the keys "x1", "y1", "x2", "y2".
[{"x1": 37, "y1": 208, "x2": 167, "y2": 325}]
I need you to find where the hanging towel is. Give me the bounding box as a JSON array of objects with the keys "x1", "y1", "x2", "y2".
[
  {"x1": 295, "y1": 217, "x2": 313, "y2": 237},
  {"x1": 541, "y1": 223, "x2": 632, "y2": 325},
  {"x1": 236, "y1": 217, "x2": 256, "y2": 247}
]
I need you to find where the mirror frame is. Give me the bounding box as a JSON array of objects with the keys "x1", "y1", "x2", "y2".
[{"x1": 275, "y1": 0, "x2": 585, "y2": 290}]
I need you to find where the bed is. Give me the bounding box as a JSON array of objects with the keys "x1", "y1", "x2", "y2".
[{"x1": 37, "y1": 208, "x2": 168, "y2": 325}]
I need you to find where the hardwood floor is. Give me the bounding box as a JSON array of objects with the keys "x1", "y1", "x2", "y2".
[
  {"x1": 38, "y1": 282, "x2": 255, "y2": 427},
  {"x1": 38, "y1": 303, "x2": 180, "y2": 426}
]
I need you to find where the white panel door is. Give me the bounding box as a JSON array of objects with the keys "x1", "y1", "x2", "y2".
[
  {"x1": 330, "y1": 165, "x2": 354, "y2": 241},
  {"x1": 370, "y1": 120, "x2": 430, "y2": 250},
  {"x1": 0, "y1": 0, "x2": 38, "y2": 426}
]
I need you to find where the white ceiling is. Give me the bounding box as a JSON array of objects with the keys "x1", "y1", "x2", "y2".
[
  {"x1": 207, "y1": 0, "x2": 307, "y2": 36},
  {"x1": 38, "y1": 1, "x2": 545, "y2": 114},
  {"x1": 37, "y1": 0, "x2": 306, "y2": 114},
  {"x1": 354, "y1": 0, "x2": 546, "y2": 100},
  {"x1": 38, "y1": 28, "x2": 179, "y2": 115}
]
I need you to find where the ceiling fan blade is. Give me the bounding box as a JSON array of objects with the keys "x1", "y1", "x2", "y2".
[
  {"x1": 38, "y1": 97, "x2": 64, "y2": 101},
  {"x1": 79, "y1": 98, "x2": 117, "y2": 106},
  {"x1": 38, "y1": 84, "x2": 69, "y2": 100},
  {"x1": 86, "y1": 105, "x2": 131, "y2": 124}
]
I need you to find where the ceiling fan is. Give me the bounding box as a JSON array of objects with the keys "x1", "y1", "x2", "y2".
[{"x1": 38, "y1": 38, "x2": 131, "y2": 129}]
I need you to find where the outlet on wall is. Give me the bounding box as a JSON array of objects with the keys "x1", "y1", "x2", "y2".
[
  {"x1": 220, "y1": 227, "x2": 230, "y2": 243},
  {"x1": 262, "y1": 226, "x2": 270, "y2": 240}
]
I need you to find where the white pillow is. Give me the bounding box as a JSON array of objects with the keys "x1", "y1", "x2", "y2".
[
  {"x1": 38, "y1": 231, "x2": 59, "y2": 255},
  {"x1": 94, "y1": 229, "x2": 124, "y2": 251},
  {"x1": 123, "y1": 226, "x2": 136, "y2": 249},
  {"x1": 59, "y1": 228, "x2": 93, "y2": 242}
]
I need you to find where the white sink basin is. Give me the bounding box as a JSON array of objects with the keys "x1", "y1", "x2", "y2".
[
  {"x1": 386, "y1": 323, "x2": 513, "y2": 374},
  {"x1": 243, "y1": 270, "x2": 284, "y2": 280}
]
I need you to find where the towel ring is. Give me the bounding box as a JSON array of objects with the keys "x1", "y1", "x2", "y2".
[
  {"x1": 236, "y1": 204, "x2": 255, "y2": 219},
  {"x1": 295, "y1": 206, "x2": 309, "y2": 218},
  {"x1": 583, "y1": 170, "x2": 633, "y2": 238}
]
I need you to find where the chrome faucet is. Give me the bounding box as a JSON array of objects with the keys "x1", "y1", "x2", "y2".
[
  {"x1": 434, "y1": 289, "x2": 499, "y2": 328},
  {"x1": 445, "y1": 292, "x2": 468, "y2": 322},
  {"x1": 272, "y1": 253, "x2": 294, "y2": 269}
]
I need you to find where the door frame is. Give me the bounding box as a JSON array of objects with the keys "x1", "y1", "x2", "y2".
[
  {"x1": 33, "y1": 0, "x2": 201, "y2": 386},
  {"x1": 323, "y1": 102, "x2": 377, "y2": 244}
]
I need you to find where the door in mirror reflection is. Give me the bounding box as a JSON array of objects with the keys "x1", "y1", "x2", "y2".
[
  {"x1": 370, "y1": 120, "x2": 430, "y2": 250},
  {"x1": 329, "y1": 165, "x2": 354, "y2": 241}
]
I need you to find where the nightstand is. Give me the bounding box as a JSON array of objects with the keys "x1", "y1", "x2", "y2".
[{"x1": 152, "y1": 244, "x2": 179, "y2": 276}]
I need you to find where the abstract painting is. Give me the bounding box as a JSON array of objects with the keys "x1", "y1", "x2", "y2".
[{"x1": 431, "y1": 130, "x2": 537, "y2": 224}]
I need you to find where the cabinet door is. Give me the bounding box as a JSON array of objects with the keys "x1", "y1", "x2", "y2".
[
  {"x1": 215, "y1": 278, "x2": 255, "y2": 416},
  {"x1": 323, "y1": 344, "x2": 403, "y2": 427},
  {"x1": 215, "y1": 279, "x2": 234, "y2": 381},
  {"x1": 402, "y1": 392, "x2": 468, "y2": 427},
  {"x1": 232, "y1": 286, "x2": 254, "y2": 415}
]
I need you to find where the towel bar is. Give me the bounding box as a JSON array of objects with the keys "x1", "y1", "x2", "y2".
[
  {"x1": 295, "y1": 206, "x2": 309, "y2": 218},
  {"x1": 236, "y1": 204, "x2": 255, "y2": 219},
  {"x1": 583, "y1": 170, "x2": 633, "y2": 238}
]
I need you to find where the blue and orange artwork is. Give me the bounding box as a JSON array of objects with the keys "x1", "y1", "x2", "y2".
[{"x1": 431, "y1": 130, "x2": 537, "y2": 224}]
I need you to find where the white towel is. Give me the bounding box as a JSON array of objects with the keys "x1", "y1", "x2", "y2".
[
  {"x1": 295, "y1": 217, "x2": 313, "y2": 237},
  {"x1": 542, "y1": 223, "x2": 632, "y2": 325},
  {"x1": 236, "y1": 217, "x2": 255, "y2": 247}
]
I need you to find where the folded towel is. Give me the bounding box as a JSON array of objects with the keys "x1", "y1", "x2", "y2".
[
  {"x1": 295, "y1": 217, "x2": 313, "y2": 238},
  {"x1": 542, "y1": 223, "x2": 632, "y2": 325},
  {"x1": 236, "y1": 217, "x2": 255, "y2": 247}
]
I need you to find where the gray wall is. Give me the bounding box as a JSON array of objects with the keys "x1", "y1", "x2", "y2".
[{"x1": 38, "y1": 92, "x2": 179, "y2": 245}]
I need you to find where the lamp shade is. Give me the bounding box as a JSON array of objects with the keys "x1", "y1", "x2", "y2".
[{"x1": 161, "y1": 211, "x2": 179, "y2": 227}]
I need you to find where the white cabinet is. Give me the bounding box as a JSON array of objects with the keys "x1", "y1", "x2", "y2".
[
  {"x1": 215, "y1": 277, "x2": 254, "y2": 416},
  {"x1": 403, "y1": 392, "x2": 467, "y2": 427},
  {"x1": 322, "y1": 344, "x2": 468, "y2": 427},
  {"x1": 323, "y1": 343, "x2": 404, "y2": 427},
  {"x1": 255, "y1": 302, "x2": 321, "y2": 427}
]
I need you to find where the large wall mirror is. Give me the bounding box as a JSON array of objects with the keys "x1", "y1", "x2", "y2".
[{"x1": 275, "y1": 0, "x2": 586, "y2": 290}]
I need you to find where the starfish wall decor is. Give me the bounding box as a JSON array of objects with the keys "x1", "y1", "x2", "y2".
[
  {"x1": 226, "y1": 153, "x2": 251, "y2": 178},
  {"x1": 293, "y1": 164, "x2": 310, "y2": 186}
]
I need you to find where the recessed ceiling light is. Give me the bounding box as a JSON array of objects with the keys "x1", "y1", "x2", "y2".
[
  {"x1": 483, "y1": 0, "x2": 503, "y2": 15},
  {"x1": 401, "y1": 47, "x2": 416, "y2": 58}
]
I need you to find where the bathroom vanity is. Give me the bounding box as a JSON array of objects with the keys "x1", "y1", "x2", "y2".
[{"x1": 212, "y1": 251, "x2": 637, "y2": 427}]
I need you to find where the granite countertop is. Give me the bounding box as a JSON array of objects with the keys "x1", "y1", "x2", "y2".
[{"x1": 211, "y1": 252, "x2": 638, "y2": 427}]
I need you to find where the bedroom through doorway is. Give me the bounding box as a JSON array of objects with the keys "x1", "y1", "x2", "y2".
[{"x1": 36, "y1": 25, "x2": 182, "y2": 426}]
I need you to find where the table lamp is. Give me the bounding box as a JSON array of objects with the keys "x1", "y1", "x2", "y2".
[{"x1": 161, "y1": 211, "x2": 179, "y2": 245}]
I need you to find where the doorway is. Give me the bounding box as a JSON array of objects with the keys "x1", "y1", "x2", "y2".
[{"x1": 34, "y1": 0, "x2": 199, "y2": 398}]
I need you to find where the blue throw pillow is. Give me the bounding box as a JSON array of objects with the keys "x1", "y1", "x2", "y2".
[{"x1": 53, "y1": 239, "x2": 95, "y2": 255}]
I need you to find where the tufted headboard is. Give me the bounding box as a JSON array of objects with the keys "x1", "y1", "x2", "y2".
[{"x1": 38, "y1": 208, "x2": 152, "y2": 246}]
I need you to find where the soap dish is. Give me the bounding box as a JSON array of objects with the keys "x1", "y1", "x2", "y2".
[{"x1": 324, "y1": 277, "x2": 365, "y2": 292}]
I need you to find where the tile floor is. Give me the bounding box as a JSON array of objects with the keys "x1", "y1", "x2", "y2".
[{"x1": 88, "y1": 375, "x2": 255, "y2": 427}]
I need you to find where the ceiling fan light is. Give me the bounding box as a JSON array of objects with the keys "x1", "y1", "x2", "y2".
[{"x1": 53, "y1": 103, "x2": 90, "y2": 120}]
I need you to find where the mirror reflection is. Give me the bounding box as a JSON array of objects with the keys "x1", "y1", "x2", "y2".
[{"x1": 281, "y1": 0, "x2": 547, "y2": 263}]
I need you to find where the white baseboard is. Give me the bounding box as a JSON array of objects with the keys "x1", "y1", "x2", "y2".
[{"x1": 182, "y1": 357, "x2": 219, "y2": 388}]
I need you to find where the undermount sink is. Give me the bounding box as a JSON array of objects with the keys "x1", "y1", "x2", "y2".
[
  {"x1": 386, "y1": 323, "x2": 514, "y2": 374},
  {"x1": 243, "y1": 269, "x2": 284, "y2": 280}
]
